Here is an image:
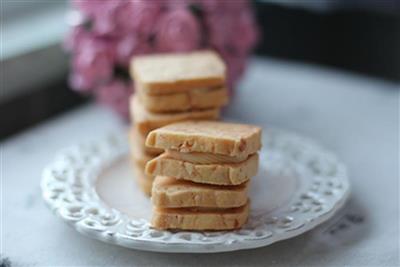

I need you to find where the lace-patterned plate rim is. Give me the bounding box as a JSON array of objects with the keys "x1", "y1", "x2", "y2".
[{"x1": 41, "y1": 128, "x2": 350, "y2": 253}]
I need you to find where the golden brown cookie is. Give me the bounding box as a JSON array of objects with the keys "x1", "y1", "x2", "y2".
[
  {"x1": 129, "y1": 127, "x2": 163, "y2": 157},
  {"x1": 146, "y1": 153, "x2": 259, "y2": 185},
  {"x1": 131, "y1": 149, "x2": 153, "y2": 170},
  {"x1": 146, "y1": 120, "x2": 262, "y2": 158},
  {"x1": 138, "y1": 87, "x2": 228, "y2": 113},
  {"x1": 132, "y1": 163, "x2": 154, "y2": 196},
  {"x1": 152, "y1": 176, "x2": 249, "y2": 208},
  {"x1": 131, "y1": 51, "x2": 226, "y2": 94},
  {"x1": 130, "y1": 95, "x2": 220, "y2": 136},
  {"x1": 151, "y1": 201, "x2": 249, "y2": 230}
]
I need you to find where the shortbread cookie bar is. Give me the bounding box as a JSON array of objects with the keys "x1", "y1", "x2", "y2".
[
  {"x1": 132, "y1": 163, "x2": 154, "y2": 196},
  {"x1": 131, "y1": 51, "x2": 226, "y2": 94},
  {"x1": 146, "y1": 153, "x2": 258, "y2": 185},
  {"x1": 152, "y1": 176, "x2": 249, "y2": 208},
  {"x1": 145, "y1": 121, "x2": 262, "y2": 158},
  {"x1": 151, "y1": 201, "x2": 249, "y2": 230},
  {"x1": 130, "y1": 96, "x2": 220, "y2": 136},
  {"x1": 138, "y1": 87, "x2": 228, "y2": 112},
  {"x1": 129, "y1": 127, "x2": 163, "y2": 157}
]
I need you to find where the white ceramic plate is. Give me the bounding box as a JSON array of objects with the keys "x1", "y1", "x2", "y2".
[{"x1": 41, "y1": 128, "x2": 350, "y2": 253}]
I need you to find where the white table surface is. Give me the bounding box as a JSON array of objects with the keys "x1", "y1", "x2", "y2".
[{"x1": 2, "y1": 58, "x2": 399, "y2": 266}]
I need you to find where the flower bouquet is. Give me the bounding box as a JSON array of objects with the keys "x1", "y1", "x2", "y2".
[{"x1": 66, "y1": 0, "x2": 259, "y2": 119}]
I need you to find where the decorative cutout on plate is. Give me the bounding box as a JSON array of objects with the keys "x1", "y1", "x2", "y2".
[{"x1": 41, "y1": 129, "x2": 350, "y2": 253}]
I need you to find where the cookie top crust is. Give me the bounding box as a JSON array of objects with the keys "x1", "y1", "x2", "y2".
[
  {"x1": 131, "y1": 51, "x2": 226, "y2": 94},
  {"x1": 130, "y1": 96, "x2": 220, "y2": 135},
  {"x1": 146, "y1": 121, "x2": 262, "y2": 158}
]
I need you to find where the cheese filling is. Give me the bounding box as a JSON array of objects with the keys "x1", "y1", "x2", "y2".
[{"x1": 165, "y1": 150, "x2": 248, "y2": 164}]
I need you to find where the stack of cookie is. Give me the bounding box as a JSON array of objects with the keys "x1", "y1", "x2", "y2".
[
  {"x1": 129, "y1": 51, "x2": 229, "y2": 195},
  {"x1": 145, "y1": 121, "x2": 262, "y2": 230}
]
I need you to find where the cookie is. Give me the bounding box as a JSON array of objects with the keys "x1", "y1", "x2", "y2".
[
  {"x1": 145, "y1": 120, "x2": 262, "y2": 158},
  {"x1": 131, "y1": 51, "x2": 226, "y2": 95},
  {"x1": 163, "y1": 149, "x2": 248, "y2": 164},
  {"x1": 132, "y1": 163, "x2": 154, "y2": 196},
  {"x1": 138, "y1": 87, "x2": 228, "y2": 113},
  {"x1": 151, "y1": 201, "x2": 249, "y2": 230},
  {"x1": 131, "y1": 147, "x2": 153, "y2": 170},
  {"x1": 129, "y1": 127, "x2": 163, "y2": 157},
  {"x1": 130, "y1": 95, "x2": 220, "y2": 136},
  {"x1": 146, "y1": 153, "x2": 259, "y2": 185},
  {"x1": 152, "y1": 176, "x2": 249, "y2": 208}
]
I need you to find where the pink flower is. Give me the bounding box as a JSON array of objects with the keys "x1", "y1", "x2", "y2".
[
  {"x1": 73, "y1": 0, "x2": 137, "y2": 35},
  {"x1": 66, "y1": 0, "x2": 259, "y2": 119},
  {"x1": 218, "y1": 50, "x2": 248, "y2": 92},
  {"x1": 96, "y1": 79, "x2": 133, "y2": 119},
  {"x1": 69, "y1": 72, "x2": 93, "y2": 93},
  {"x1": 129, "y1": 0, "x2": 163, "y2": 35},
  {"x1": 233, "y1": 10, "x2": 259, "y2": 54},
  {"x1": 205, "y1": 13, "x2": 235, "y2": 51},
  {"x1": 155, "y1": 8, "x2": 201, "y2": 52},
  {"x1": 223, "y1": 0, "x2": 249, "y2": 12},
  {"x1": 206, "y1": 9, "x2": 258, "y2": 55},
  {"x1": 70, "y1": 37, "x2": 114, "y2": 91},
  {"x1": 71, "y1": 0, "x2": 102, "y2": 17},
  {"x1": 166, "y1": 0, "x2": 189, "y2": 9},
  {"x1": 196, "y1": 0, "x2": 221, "y2": 12},
  {"x1": 90, "y1": 1, "x2": 127, "y2": 36},
  {"x1": 113, "y1": 1, "x2": 135, "y2": 33},
  {"x1": 198, "y1": 0, "x2": 248, "y2": 13},
  {"x1": 227, "y1": 55, "x2": 247, "y2": 90},
  {"x1": 64, "y1": 26, "x2": 89, "y2": 52},
  {"x1": 114, "y1": 34, "x2": 152, "y2": 67},
  {"x1": 73, "y1": 0, "x2": 139, "y2": 35}
]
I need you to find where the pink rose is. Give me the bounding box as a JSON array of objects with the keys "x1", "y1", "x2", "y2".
[
  {"x1": 69, "y1": 72, "x2": 93, "y2": 93},
  {"x1": 91, "y1": 1, "x2": 123, "y2": 36},
  {"x1": 233, "y1": 10, "x2": 259, "y2": 54},
  {"x1": 114, "y1": 34, "x2": 152, "y2": 66},
  {"x1": 96, "y1": 79, "x2": 133, "y2": 119},
  {"x1": 205, "y1": 13, "x2": 235, "y2": 51},
  {"x1": 71, "y1": 0, "x2": 102, "y2": 17},
  {"x1": 129, "y1": 0, "x2": 163, "y2": 35},
  {"x1": 166, "y1": 0, "x2": 188, "y2": 9},
  {"x1": 155, "y1": 8, "x2": 201, "y2": 52},
  {"x1": 226, "y1": 55, "x2": 247, "y2": 89},
  {"x1": 206, "y1": 9, "x2": 258, "y2": 55},
  {"x1": 198, "y1": 0, "x2": 248, "y2": 13},
  {"x1": 196, "y1": 0, "x2": 221, "y2": 12},
  {"x1": 64, "y1": 26, "x2": 89, "y2": 52},
  {"x1": 91, "y1": 1, "x2": 146, "y2": 35},
  {"x1": 70, "y1": 37, "x2": 114, "y2": 91},
  {"x1": 74, "y1": 0, "x2": 137, "y2": 35},
  {"x1": 66, "y1": 0, "x2": 259, "y2": 119},
  {"x1": 217, "y1": 49, "x2": 247, "y2": 92},
  {"x1": 223, "y1": 0, "x2": 249, "y2": 12}
]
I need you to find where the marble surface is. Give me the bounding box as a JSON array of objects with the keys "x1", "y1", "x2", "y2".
[{"x1": 2, "y1": 58, "x2": 399, "y2": 266}]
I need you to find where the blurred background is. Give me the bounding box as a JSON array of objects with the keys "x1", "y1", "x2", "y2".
[{"x1": 1, "y1": 0, "x2": 399, "y2": 140}]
